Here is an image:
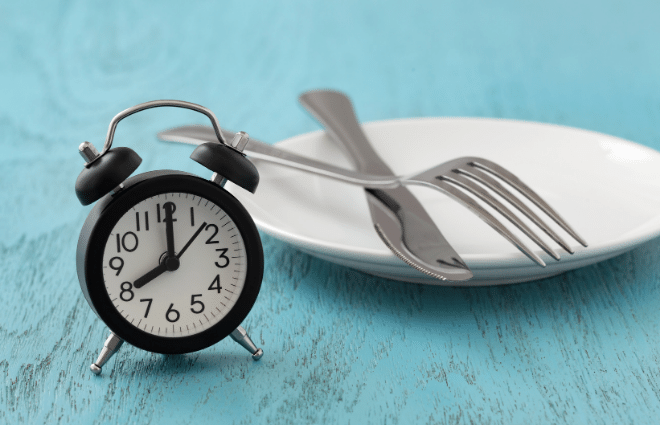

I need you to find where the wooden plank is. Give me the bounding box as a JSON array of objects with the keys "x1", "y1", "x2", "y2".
[{"x1": 1, "y1": 1, "x2": 660, "y2": 423}]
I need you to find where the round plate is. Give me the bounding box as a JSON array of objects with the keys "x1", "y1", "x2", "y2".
[{"x1": 227, "y1": 118, "x2": 660, "y2": 285}]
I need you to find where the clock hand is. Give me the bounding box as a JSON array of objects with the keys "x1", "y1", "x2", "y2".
[
  {"x1": 134, "y1": 202, "x2": 178, "y2": 289},
  {"x1": 177, "y1": 221, "x2": 208, "y2": 259},
  {"x1": 163, "y1": 202, "x2": 176, "y2": 257},
  {"x1": 134, "y1": 262, "x2": 168, "y2": 289},
  {"x1": 134, "y1": 220, "x2": 206, "y2": 289}
]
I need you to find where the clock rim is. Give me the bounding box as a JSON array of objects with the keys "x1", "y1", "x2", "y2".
[{"x1": 77, "y1": 171, "x2": 264, "y2": 354}]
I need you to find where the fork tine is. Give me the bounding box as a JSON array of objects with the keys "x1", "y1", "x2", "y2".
[
  {"x1": 456, "y1": 166, "x2": 574, "y2": 254},
  {"x1": 429, "y1": 178, "x2": 546, "y2": 267},
  {"x1": 469, "y1": 158, "x2": 588, "y2": 247},
  {"x1": 442, "y1": 174, "x2": 561, "y2": 261}
]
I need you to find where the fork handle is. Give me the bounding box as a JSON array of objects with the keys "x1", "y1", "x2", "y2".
[{"x1": 299, "y1": 90, "x2": 393, "y2": 175}]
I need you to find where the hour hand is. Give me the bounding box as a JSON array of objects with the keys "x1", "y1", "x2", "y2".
[
  {"x1": 134, "y1": 252, "x2": 182, "y2": 288},
  {"x1": 134, "y1": 262, "x2": 168, "y2": 289}
]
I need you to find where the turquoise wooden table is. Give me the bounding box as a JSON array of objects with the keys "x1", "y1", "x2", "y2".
[{"x1": 2, "y1": 1, "x2": 660, "y2": 423}]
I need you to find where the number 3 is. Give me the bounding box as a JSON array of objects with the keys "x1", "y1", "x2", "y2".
[{"x1": 215, "y1": 248, "x2": 229, "y2": 268}]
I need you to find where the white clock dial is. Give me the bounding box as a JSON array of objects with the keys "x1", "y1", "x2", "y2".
[{"x1": 101, "y1": 192, "x2": 247, "y2": 338}]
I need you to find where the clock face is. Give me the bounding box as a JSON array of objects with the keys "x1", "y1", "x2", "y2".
[{"x1": 101, "y1": 192, "x2": 248, "y2": 338}]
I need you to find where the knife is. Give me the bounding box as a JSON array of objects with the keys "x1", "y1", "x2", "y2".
[{"x1": 299, "y1": 90, "x2": 472, "y2": 281}]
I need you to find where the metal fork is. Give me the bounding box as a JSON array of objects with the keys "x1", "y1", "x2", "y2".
[{"x1": 159, "y1": 126, "x2": 588, "y2": 268}]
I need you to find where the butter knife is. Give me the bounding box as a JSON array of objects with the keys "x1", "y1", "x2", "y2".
[{"x1": 299, "y1": 90, "x2": 472, "y2": 281}]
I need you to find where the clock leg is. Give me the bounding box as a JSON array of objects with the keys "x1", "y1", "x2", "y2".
[
  {"x1": 90, "y1": 332, "x2": 124, "y2": 375},
  {"x1": 230, "y1": 326, "x2": 263, "y2": 360}
]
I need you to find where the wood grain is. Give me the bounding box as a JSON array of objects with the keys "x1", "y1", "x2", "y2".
[{"x1": 2, "y1": 1, "x2": 660, "y2": 423}]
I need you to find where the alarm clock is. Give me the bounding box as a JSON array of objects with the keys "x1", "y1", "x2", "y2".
[{"x1": 75, "y1": 100, "x2": 264, "y2": 375}]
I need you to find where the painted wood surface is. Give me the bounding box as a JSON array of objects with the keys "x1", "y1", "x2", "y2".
[{"x1": 2, "y1": 1, "x2": 660, "y2": 423}]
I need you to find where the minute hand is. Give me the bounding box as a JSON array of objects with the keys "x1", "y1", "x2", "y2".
[
  {"x1": 299, "y1": 90, "x2": 472, "y2": 282},
  {"x1": 163, "y1": 202, "x2": 176, "y2": 257}
]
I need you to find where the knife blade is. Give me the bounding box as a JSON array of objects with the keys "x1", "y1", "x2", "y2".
[{"x1": 299, "y1": 90, "x2": 472, "y2": 281}]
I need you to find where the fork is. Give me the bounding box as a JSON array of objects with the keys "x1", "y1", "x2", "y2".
[{"x1": 159, "y1": 126, "x2": 588, "y2": 267}]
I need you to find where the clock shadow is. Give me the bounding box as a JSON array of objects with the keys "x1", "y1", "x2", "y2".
[{"x1": 142, "y1": 351, "x2": 258, "y2": 376}]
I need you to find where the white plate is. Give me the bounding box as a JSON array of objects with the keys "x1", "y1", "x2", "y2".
[{"x1": 226, "y1": 118, "x2": 660, "y2": 285}]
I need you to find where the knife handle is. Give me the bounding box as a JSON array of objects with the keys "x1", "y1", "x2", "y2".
[{"x1": 299, "y1": 90, "x2": 393, "y2": 175}]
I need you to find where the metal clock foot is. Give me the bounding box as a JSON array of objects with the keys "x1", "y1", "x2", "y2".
[
  {"x1": 230, "y1": 326, "x2": 263, "y2": 360},
  {"x1": 90, "y1": 332, "x2": 124, "y2": 375}
]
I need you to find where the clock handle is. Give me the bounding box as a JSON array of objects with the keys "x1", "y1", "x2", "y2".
[
  {"x1": 90, "y1": 332, "x2": 124, "y2": 375},
  {"x1": 230, "y1": 326, "x2": 263, "y2": 360},
  {"x1": 85, "y1": 100, "x2": 229, "y2": 167}
]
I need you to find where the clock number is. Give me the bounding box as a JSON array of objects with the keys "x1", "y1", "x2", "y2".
[
  {"x1": 190, "y1": 207, "x2": 195, "y2": 226},
  {"x1": 215, "y1": 248, "x2": 230, "y2": 268},
  {"x1": 119, "y1": 282, "x2": 134, "y2": 302},
  {"x1": 109, "y1": 257, "x2": 124, "y2": 276},
  {"x1": 162, "y1": 202, "x2": 177, "y2": 223},
  {"x1": 140, "y1": 298, "x2": 153, "y2": 318},
  {"x1": 208, "y1": 275, "x2": 222, "y2": 293},
  {"x1": 158, "y1": 202, "x2": 177, "y2": 224},
  {"x1": 165, "y1": 303, "x2": 180, "y2": 323},
  {"x1": 136, "y1": 212, "x2": 149, "y2": 231},
  {"x1": 190, "y1": 294, "x2": 205, "y2": 314},
  {"x1": 205, "y1": 223, "x2": 219, "y2": 244},
  {"x1": 116, "y1": 232, "x2": 139, "y2": 253}
]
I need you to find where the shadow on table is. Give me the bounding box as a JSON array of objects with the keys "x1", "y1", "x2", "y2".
[
  {"x1": 284, "y1": 237, "x2": 660, "y2": 328},
  {"x1": 118, "y1": 350, "x2": 260, "y2": 377}
]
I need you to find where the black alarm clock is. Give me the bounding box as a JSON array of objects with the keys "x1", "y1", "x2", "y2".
[{"x1": 75, "y1": 100, "x2": 264, "y2": 375}]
